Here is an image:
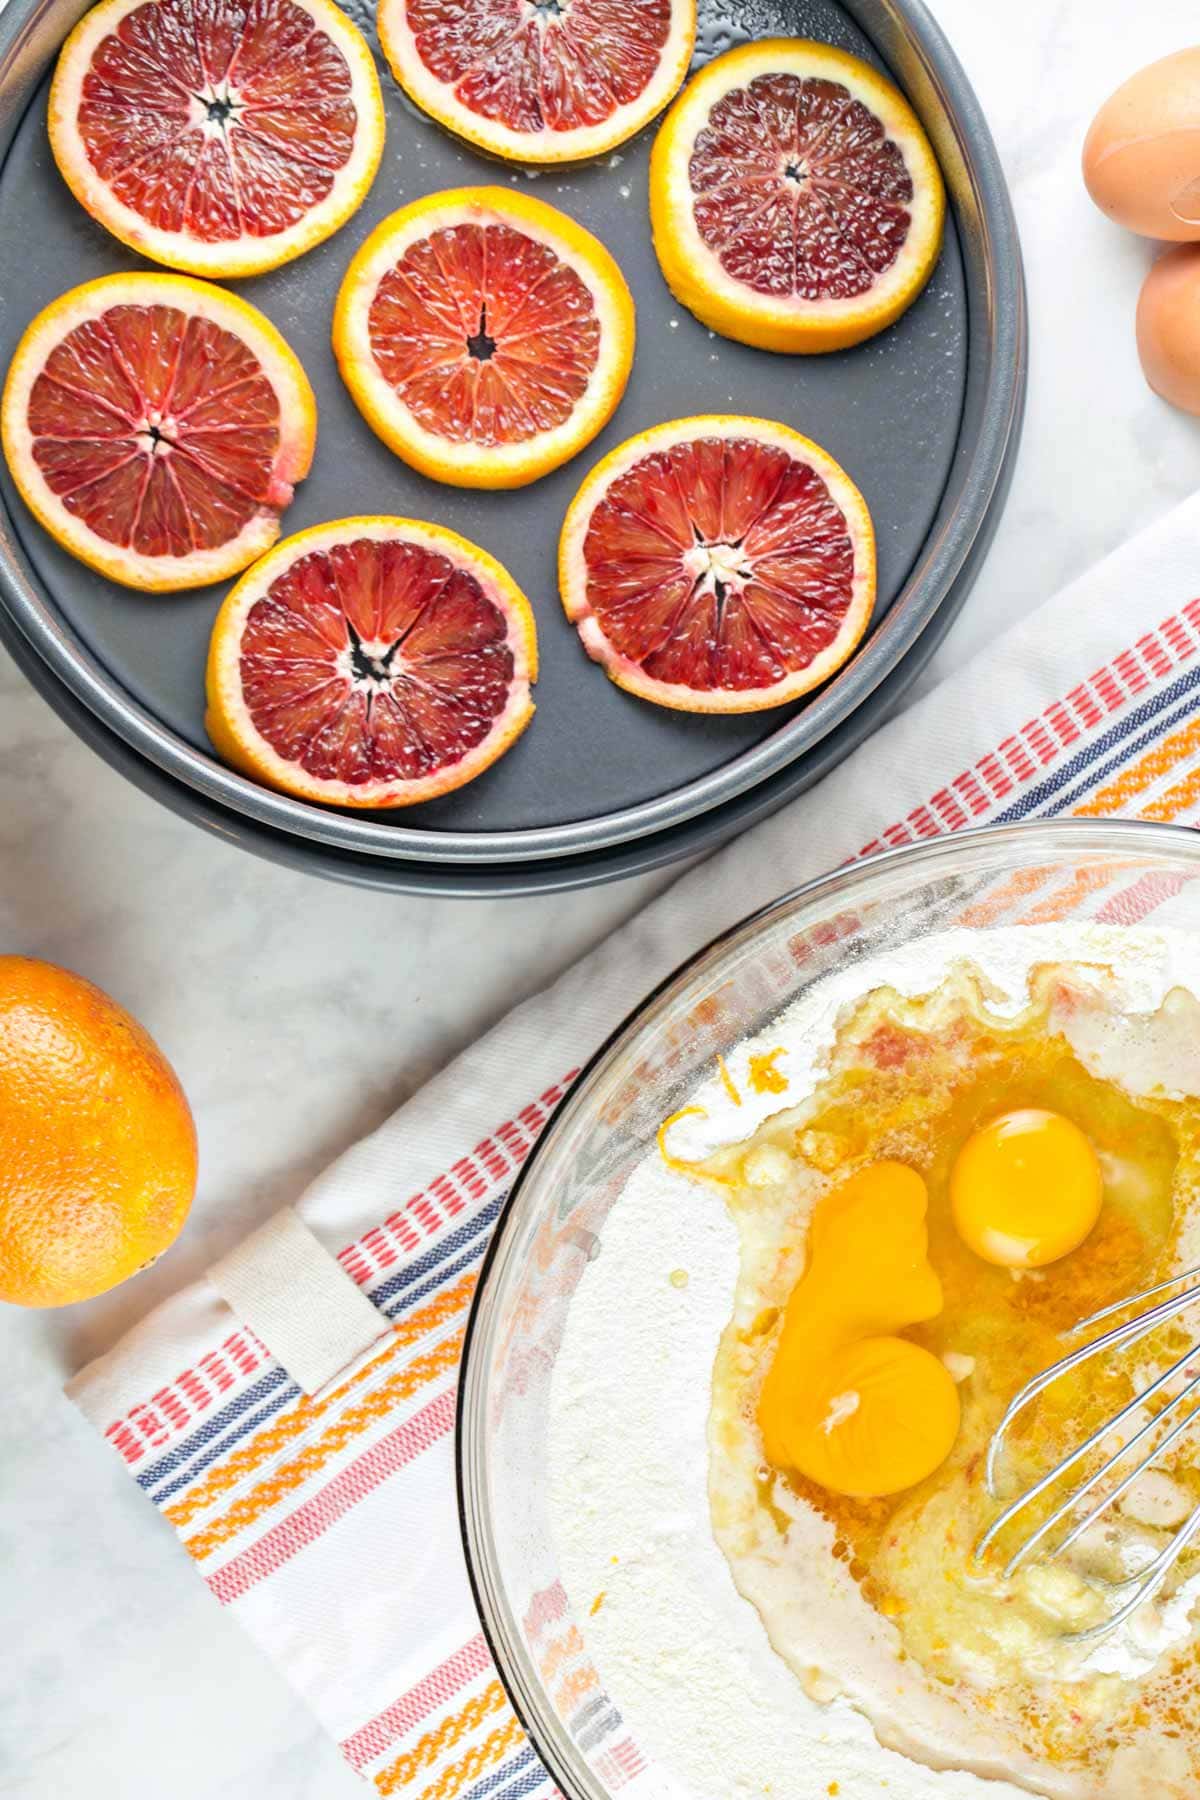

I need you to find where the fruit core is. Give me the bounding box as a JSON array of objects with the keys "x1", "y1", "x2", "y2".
[
  {"x1": 688, "y1": 72, "x2": 915, "y2": 300},
  {"x1": 366, "y1": 221, "x2": 601, "y2": 446},
  {"x1": 685, "y1": 536, "x2": 755, "y2": 603},
  {"x1": 193, "y1": 85, "x2": 243, "y2": 129},
  {"x1": 465, "y1": 307, "x2": 498, "y2": 362}
]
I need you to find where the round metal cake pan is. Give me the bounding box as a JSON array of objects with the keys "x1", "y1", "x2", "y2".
[
  {"x1": 0, "y1": 458, "x2": 1004, "y2": 896},
  {"x1": 0, "y1": 0, "x2": 1025, "y2": 884}
]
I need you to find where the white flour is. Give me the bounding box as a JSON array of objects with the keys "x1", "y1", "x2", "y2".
[{"x1": 545, "y1": 924, "x2": 1200, "y2": 1800}]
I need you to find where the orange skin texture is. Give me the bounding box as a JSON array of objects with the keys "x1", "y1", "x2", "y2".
[{"x1": 0, "y1": 957, "x2": 197, "y2": 1307}]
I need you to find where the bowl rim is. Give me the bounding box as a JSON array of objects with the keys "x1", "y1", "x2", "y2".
[{"x1": 456, "y1": 815, "x2": 1200, "y2": 1800}]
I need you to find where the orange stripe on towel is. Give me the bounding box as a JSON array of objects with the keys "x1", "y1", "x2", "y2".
[
  {"x1": 1015, "y1": 864, "x2": 1115, "y2": 925},
  {"x1": 342, "y1": 1636, "x2": 493, "y2": 1770},
  {"x1": 1137, "y1": 762, "x2": 1200, "y2": 823},
  {"x1": 1072, "y1": 717, "x2": 1200, "y2": 817},
  {"x1": 372, "y1": 1682, "x2": 508, "y2": 1794},
  {"x1": 182, "y1": 1330, "x2": 464, "y2": 1561},
  {"x1": 379, "y1": 1715, "x2": 526, "y2": 1800},
  {"x1": 166, "y1": 1272, "x2": 475, "y2": 1529},
  {"x1": 957, "y1": 865, "x2": 1053, "y2": 928}
]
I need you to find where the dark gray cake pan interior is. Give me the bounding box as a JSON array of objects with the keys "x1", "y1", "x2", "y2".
[{"x1": 0, "y1": 0, "x2": 1025, "y2": 886}]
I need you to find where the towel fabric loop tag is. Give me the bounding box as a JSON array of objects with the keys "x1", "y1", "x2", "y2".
[{"x1": 208, "y1": 1207, "x2": 390, "y2": 1397}]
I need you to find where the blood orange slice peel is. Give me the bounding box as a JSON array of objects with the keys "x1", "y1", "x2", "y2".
[
  {"x1": 49, "y1": 0, "x2": 385, "y2": 278},
  {"x1": 559, "y1": 415, "x2": 875, "y2": 713},
  {"x1": 378, "y1": 0, "x2": 695, "y2": 164},
  {"x1": 1, "y1": 273, "x2": 315, "y2": 592},
  {"x1": 205, "y1": 515, "x2": 538, "y2": 808},
  {"x1": 333, "y1": 186, "x2": 635, "y2": 489},
  {"x1": 650, "y1": 39, "x2": 945, "y2": 353}
]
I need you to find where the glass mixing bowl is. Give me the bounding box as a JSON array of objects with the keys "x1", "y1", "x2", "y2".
[{"x1": 457, "y1": 819, "x2": 1200, "y2": 1799}]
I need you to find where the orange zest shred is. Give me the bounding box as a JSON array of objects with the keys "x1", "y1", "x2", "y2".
[
  {"x1": 717, "y1": 1054, "x2": 742, "y2": 1106},
  {"x1": 748, "y1": 1047, "x2": 789, "y2": 1094},
  {"x1": 656, "y1": 1106, "x2": 733, "y2": 1187}
]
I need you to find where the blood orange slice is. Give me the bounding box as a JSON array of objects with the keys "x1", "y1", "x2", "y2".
[
  {"x1": 48, "y1": 0, "x2": 385, "y2": 279},
  {"x1": 333, "y1": 187, "x2": 635, "y2": 489},
  {"x1": 205, "y1": 516, "x2": 537, "y2": 807},
  {"x1": 1, "y1": 273, "x2": 316, "y2": 592},
  {"x1": 378, "y1": 0, "x2": 694, "y2": 164},
  {"x1": 650, "y1": 39, "x2": 945, "y2": 353},
  {"x1": 559, "y1": 415, "x2": 875, "y2": 713}
]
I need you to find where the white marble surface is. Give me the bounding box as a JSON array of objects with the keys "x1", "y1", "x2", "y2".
[{"x1": 4, "y1": 1, "x2": 1200, "y2": 1794}]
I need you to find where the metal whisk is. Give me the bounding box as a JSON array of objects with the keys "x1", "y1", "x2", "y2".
[{"x1": 974, "y1": 1264, "x2": 1200, "y2": 1640}]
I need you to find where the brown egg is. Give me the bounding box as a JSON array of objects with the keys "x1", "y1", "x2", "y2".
[
  {"x1": 1137, "y1": 244, "x2": 1200, "y2": 412},
  {"x1": 1083, "y1": 48, "x2": 1200, "y2": 239}
]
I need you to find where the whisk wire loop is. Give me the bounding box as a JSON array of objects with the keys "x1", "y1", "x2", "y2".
[
  {"x1": 974, "y1": 1266, "x2": 1200, "y2": 1639},
  {"x1": 1069, "y1": 1502, "x2": 1200, "y2": 1644}
]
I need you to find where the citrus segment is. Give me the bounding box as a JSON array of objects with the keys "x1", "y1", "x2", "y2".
[
  {"x1": 206, "y1": 516, "x2": 537, "y2": 807},
  {"x1": 49, "y1": 0, "x2": 384, "y2": 277},
  {"x1": 650, "y1": 39, "x2": 945, "y2": 352},
  {"x1": 2, "y1": 273, "x2": 315, "y2": 591},
  {"x1": 378, "y1": 0, "x2": 695, "y2": 164},
  {"x1": 559, "y1": 415, "x2": 875, "y2": 713},
  {"x1": 334, "y1": 188, "x2": 635, "y2": 487}
]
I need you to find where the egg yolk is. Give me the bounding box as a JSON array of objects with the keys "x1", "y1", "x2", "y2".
[
  {"x1": 950, "y1": 1108, "x2": 1103, "y2": 1269},
  {"x1": 757, "y1": 1162, "x2": 960, "y2": 1499}
]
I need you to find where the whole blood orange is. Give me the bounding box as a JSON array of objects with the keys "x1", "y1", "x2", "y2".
[
  {"x1": 378, "y1": 0, "x2": 695, "y2": 165},
  {"x1": 1, "y1": 273, "x2": 316, "y2": 592},
  {"x1": 0, "y1": 958, "x2": 197, "y2": 1309},
  {"x1": 650, "y1": 39, "x2": 945, "y2": 353},
  {"x1": 206, "y1": 516, "x2": 538, "y2": 807},
  {"x1": 49, "y1": 0, "x2": 385, "y2": 278},
  {"x1": 559, "y1": 415, "x2": 875, "y2": 712},
  {"x1": 334, "y1": 188, "x2": 635, "y2": 489}
]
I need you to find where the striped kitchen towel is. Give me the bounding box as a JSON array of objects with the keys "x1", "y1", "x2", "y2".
[{"x1": 69, "y1": 490, "x2": 1200, "y2": 1800}]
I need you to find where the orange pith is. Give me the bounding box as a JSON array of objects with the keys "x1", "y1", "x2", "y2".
[
  {"x1": 205, "y1": 515, "x2": 538, "y2": 808},
  {"x1": 333, "y1": 188, "x2": 635, "y2": 489},
  {"x1": 2, "y1": 273, "x2": 316, "y2": 592},
  {"x1": 559, "y1": 414, "x2": 875, "y2": 713},
  {"x1": 49, "y1": 0, "x2": 385, "y2": 278},
  {"x1": 378, "y1": 0, "x2": 696, "y2": 164},
  {"x1": 650, "y1": 39, "x2": 945, "y2": 353},
  {"x1": 0, "y1": 957, "x2": 197, "y2": 1309}
]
